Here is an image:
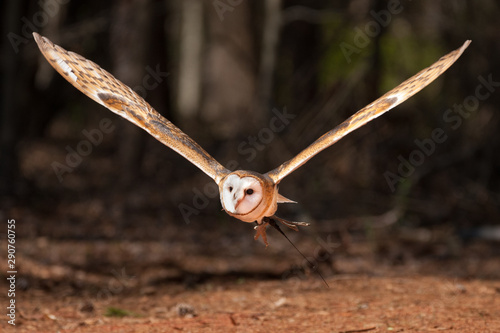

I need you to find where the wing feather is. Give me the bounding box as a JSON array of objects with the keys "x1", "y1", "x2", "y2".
[
  {"x1": 266, "y1": 40, "x2": 471, "y2": 184},
  {"x1": 33, "y1": 33, "x2": 230, "y2": 184}
]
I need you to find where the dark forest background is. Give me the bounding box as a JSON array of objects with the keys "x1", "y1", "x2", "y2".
[{"x1": 1, "y1": 0, "x2": 499, "y2": 258}]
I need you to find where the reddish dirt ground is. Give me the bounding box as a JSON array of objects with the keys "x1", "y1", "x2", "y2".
[
  {"x1": 4, "y1": 277, "x2": 500, "y2": 332},
  {"x1": 1, "y1": 234, "x2": 499, "y2": 333}
]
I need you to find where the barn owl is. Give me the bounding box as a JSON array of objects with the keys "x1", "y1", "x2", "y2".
[{"x1": 33, "y1": 33, "x2": 470, "y2": 246}]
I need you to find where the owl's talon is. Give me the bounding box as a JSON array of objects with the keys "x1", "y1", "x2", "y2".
[{"x1": 254, "y1": 222, "x2": 269, "y2": 246}]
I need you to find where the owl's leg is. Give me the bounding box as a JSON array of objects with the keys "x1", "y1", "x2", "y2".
[
  {"x1": 254, "y1": 216, "x2": 310, "y2": 247},
  {"x1": 253, "y1": 219, "x2": 270, "y2": 246},
  {"x1": 273, "y1": 216, "x2": 310, "y2": 231}
]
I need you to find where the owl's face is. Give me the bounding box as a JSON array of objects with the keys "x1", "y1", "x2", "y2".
[
  {"x1": 219, "y1": 171, "x2": 278, "y2": 223},
  {"x1": 222, "y1": 174, "x2": 262, "y2": 214}
]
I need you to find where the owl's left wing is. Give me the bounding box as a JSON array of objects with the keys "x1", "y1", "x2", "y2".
[
  {"x1": 34, "y1": 33, "x2": 230, "y2": 184},
  {"x1": 266, "y1": 40, "x2": 471, "y2": 184}
]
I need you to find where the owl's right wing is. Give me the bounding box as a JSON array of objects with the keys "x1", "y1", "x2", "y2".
[
  {"x1": 266, "y1": 40, "x2": 471, "y2": 184},
  {"x1": 34, "y1": 33, "x2": 230, "y2": 184}
]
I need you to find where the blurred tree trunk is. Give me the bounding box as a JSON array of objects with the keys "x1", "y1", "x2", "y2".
[
  {"x1": 258, "y1": 0, "x2": 283, "y2": 110},
  {"x1": 358, "y1": 0, "x2": 385, "y2": 187},
  {"x1": 177, "y1": 0, "x2": 203, "y2": 118},
  {"x1": 0, "y1": 0, "x2": 23, "y2": 195},
  {"x1": 111, "y1": 0, "x2": 151, "y2": 186},
  {"x1": 201, "y1": 0, "x2": 259, "y2": 139}
]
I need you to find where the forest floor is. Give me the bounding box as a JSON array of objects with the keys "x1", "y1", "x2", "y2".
[{"x1": 1, "y1": 222, "x2": 499, "y2": 333}]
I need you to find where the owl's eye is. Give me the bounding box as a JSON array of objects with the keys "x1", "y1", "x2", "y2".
[
  {"x1": 246, "y1": 189, "x2": 254, "y2": 195},
  {"x1": 228, "y1": 186, "x2": 233, "y2": 192}
]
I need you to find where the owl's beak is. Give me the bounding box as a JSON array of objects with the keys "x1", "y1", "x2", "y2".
[
  {"x1": 233, "y1": 193, "x2": 244, "y2": 210},
  {"x1": 234, "y1": 197, "x2": 243, "y2": 210}
]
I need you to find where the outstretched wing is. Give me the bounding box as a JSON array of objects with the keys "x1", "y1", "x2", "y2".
[
  {"x1": 266, "y1": 40, "x2": 471, "y2": 184},
  {"x1": 33, "y1": 33, "x2": 230, "y2": 184}
]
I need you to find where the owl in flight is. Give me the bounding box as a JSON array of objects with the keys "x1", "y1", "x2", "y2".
[{"x1": 34, "y1": 33, "x2": 470, "y2": 246}]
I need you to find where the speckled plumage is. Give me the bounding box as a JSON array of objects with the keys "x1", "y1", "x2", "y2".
[{"x1": 34, "y1": 32, "x2": 469, "y2": 245}]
